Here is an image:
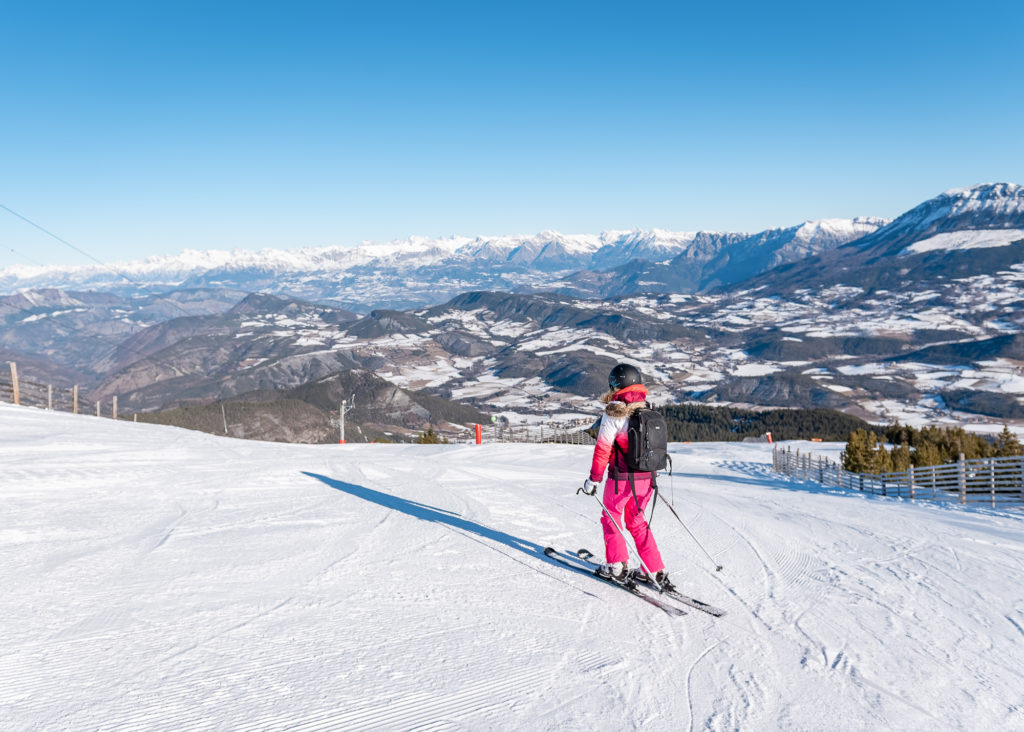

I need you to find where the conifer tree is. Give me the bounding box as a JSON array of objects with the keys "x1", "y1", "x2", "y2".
[
  {"x1": 417, "y1": 428, "x2": 448, "y2": 444},
  {"x1": 994, "y1": 425, "x2": 1023, "y2": 457},
  {"x1": 891, "y1": 442, "x2": 912, "y2": 472},
  {"x1": 844, "y1": 422, "x2": 1023, "y2": 473},
  {"x1": 842, "y1": 430, "x2": 874, "y2": 472},
  {"x1": 869, "y1": 433, "x2": 895, "y2": 474},
  {"x1": 911, "y1": 441, "x2": 942, "y2": 468}
]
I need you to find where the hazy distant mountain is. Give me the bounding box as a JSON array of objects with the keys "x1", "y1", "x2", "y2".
[
  {"x1": 0, "y1": 220, "x2": 885, "y2": 310},
  {"x1": 556, "y1": 218, "x2": 885, "y2": 296}
]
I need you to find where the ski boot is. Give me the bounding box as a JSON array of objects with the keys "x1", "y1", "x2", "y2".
[
  {"x1": 595, "y1": 561, "x2": 630, "y2": 585},
  {"x1": 636, "y1": 569, "x2": 677, "y2": 593}
]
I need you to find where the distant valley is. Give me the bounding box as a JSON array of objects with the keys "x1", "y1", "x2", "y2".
[{"x1": 1, "y1": 183, "x2": 1022, "y2": 440}]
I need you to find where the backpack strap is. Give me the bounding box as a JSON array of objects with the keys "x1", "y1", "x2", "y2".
[
  {"x1": 610, "y1": 440, "x2": 620, "y2": 494},
  {"x1": 626, "y1": 470, "x2": 643, "y2": 516}
]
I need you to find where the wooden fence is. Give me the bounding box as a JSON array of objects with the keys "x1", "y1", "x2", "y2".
[
  {"x1": 773, "y1": 445, "x2": 1024, "y2": 508},
  {"x1": 0, "y1": 362, "x2": 121, "y2": 418},
  {"x1": 2, "y1": 360, "x2": 593, "y2": 439},
  {"x1": 458, "y1": 421, "x2": 596, "y2": 445}
]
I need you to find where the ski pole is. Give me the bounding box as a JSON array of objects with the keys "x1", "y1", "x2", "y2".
[
  {"x1": 579, "y1": 482, "x2": 663, "y2": 591},
  {"x1": 659, "y1": 495, "x2": 724, "y2": 573}
]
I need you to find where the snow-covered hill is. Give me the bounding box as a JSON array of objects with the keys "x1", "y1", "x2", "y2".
[{"x1": 2, "y1": 403, "x2": 1022, "y2": 729}]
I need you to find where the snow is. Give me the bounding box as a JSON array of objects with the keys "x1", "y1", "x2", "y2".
[
  {"x1": 838, "y1": 363, "x2": 891, "y2": 376},
  {"x1": 951, "y1": 368, "x2": 1024, "y2": 394},
  {"x1": 903, "y1": 229, "x2": 1024, "y2": 255},
  {"x1": 732, "y1": 363, "x2": 782, "y2": 377},
  {"x1": 792, "y1": 217, "x2": 886, "y2": 242},
  {"x1": 2, "y1": 403, "x2": 1023, "y2": 730},
  {"x1": 940, "y1": 183, "x2": 1024, "y2": 217}
]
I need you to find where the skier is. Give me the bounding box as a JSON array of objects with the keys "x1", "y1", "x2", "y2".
[{"x1": 583, "y1": 363, "x2": 674, "y2": 590}]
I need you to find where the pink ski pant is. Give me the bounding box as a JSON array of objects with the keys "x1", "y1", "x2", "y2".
[{"x1": 600, "y1": 475, "x2": 665, "y2": 573}]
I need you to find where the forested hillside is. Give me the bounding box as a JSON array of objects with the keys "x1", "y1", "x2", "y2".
[{"x1": 660, "y1": 404, "x2": 870, "y2": 442}]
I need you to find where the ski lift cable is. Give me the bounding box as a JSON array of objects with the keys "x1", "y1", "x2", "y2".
[
  {"x1": 0, "y1": 203, "x2": 253, "y2": 416},
  {"x1": 5, "y1": 244, "x2": 48, "y2": 268},
  {"x1": 0, "y1": 202, "x2": 195, "y2": 320},
  {"x1": 0, "y1": 203, "x2": 361, "y2": 432}
]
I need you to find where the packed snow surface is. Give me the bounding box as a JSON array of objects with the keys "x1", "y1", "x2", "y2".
[
  {"x1": 903, "y1": 229, "x2": 1024, "y2": 255},
  {"x1": 2, "y1": 403, "x2": 1023, "y2": 731}
]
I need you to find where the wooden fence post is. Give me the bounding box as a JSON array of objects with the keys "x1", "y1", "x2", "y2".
[
  {"x1": 9, "y1": 362, "x2": 19, "y2": 405},
  {"x1": 990, "y1": 459, "x2": 996, "y2": 508},
  {"x1": 112, "y1": 396, "x2": 118, "y2": 420},
  {"x1": 73, "y1": 385, "x2": 79, "y2": 414},
  {"x1": 958, "y1": 453, "x2": 966, "y2": 505},
  {"x1": 48, "y1": 385, "x2": 53, "y2": 410},
  {"x1": 96, "y1": 401, "x2": 101, "y2": 417},
  {"x1": 791, "y1": 455, "x2": 1024, "y2": 506}
]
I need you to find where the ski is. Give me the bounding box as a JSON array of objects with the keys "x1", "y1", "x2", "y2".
[
  {"x1": 575, "y1": 549, "x2": 727, "y2": 617},
  {"x1": 543, "y1": 547, "x2": 686, "y2": 617}
]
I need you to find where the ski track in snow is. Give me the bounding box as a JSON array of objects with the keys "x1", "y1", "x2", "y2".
[{"x1": 2, "y1": 403, "x2": 1024, "y2": 730}]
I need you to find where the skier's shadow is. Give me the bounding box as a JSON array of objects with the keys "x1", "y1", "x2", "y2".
[{"x1": 302, "y1": 472, "x2": 547, "y2": 560}]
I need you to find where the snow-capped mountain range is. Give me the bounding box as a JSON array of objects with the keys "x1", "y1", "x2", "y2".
[
  {"x1": 4, "y1": 183, "x2": 1020, "y2": 311},
  {"x1": 0, "y1": 219, "x2": 887, "y2": 311},
  {"x1": 749, "y1": 182, "x2": 1024, "y2": 293},
  {"x1": 1, "y1": 183, "x2": 1023, "y2": 430}
]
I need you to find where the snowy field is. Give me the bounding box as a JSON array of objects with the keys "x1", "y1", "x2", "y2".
[{"x1": 2, "y1": 403, "x2": 1023, "y2": 731}]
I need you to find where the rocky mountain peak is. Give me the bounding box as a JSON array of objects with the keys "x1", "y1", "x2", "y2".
[{"x1": 881, "y1": 182, "x2": 1024, "y2": 241}]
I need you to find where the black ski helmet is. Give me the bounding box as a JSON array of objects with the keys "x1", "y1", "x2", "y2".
[{"x1": 608, "y1": 363, "x2": 642, "y2": 391}]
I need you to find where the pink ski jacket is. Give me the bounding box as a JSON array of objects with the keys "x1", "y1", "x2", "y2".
[{"x1": 589, "y1": 384, "x2": 651, "y2": 483}]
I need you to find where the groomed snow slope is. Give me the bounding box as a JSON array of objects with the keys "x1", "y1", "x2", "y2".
[{"x1": 2, "y1": 403, "x2": 1023, "y2": 731}]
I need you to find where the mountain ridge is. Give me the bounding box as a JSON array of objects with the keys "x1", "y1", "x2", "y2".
[
  {"x1": 0, "y1": 218, "x2": 889, "y2": 309},
  {"x1": 3, "y1": 183, "x2": 1019, "y2": 311}
]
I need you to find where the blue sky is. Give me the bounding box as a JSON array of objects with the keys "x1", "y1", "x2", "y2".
[{"x1": 1, "y1": 0, "x2": 1022, "y2": 266}]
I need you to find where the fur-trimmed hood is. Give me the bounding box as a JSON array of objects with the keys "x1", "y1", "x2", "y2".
[
  {"x1": 603, "y1": 399, "x2": 647, "y2": 418},
  {"x1": 600, "y1": 383, "x2": 649, "y2": 417}
]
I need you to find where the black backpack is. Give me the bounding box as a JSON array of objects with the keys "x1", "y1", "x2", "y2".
[
  {"x1": 614, "y1": 407, "x2": 671, "y2": 475},
  {"x1": 624, "y1": 406, "x2": 670, "y2": 473},
  {"x1": 610, "y1": 404, "x2": 672, "y2": 514}
]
